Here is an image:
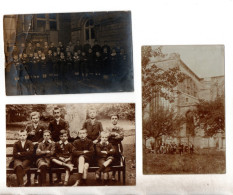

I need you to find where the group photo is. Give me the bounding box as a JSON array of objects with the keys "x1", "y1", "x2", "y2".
[
  {"x1": 6, "y1": 103, "x2": 136, "y2": 187},
  {"x1": 142, "y1": 45, "x2": 225, "y2": 174},
  {"x1": 4, "y1": 11, "x2": 134, "y2": 95}
]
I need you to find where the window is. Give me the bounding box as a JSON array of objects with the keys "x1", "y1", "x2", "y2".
[
  {"x1": 84, "y1": 19, "x2": 95, "y2": 41},
  {"x1": 37, "y1": 20, "x2": 46, "y2": 32},
  {"x1": 35, "y1": 14, "x2": 58, "y2": 31},
  {"x1": 37, "y1": 14, "x2": 45, "y2": 18}
]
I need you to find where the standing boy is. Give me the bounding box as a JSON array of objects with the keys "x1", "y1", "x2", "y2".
[
  {"x1": 72, "y1": 129, "x2": 94, "y2": 186},
  {"x1": 82, "y1": 108, "x2": 103, "y2": 144}
]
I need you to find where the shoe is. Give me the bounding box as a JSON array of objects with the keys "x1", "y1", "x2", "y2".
[
  {"x1": 63, "y1": 181, "x2": 68, "y2": 186},
  {"x1": 24, "y1": 180, "x2": 31, "y2": 186},
  {"x1": 111, "y1": 176, "x2": 116, "y2": 181},
  {"x1": 34, "y1": 178, "x2": 39, "y2": 185},
  {"x1": 95, "y1": 171, "x2": 100, "y2": 180},
  {"x1": 53, "y1": 178, "x2": 62, "y2": 185},
  {"x1": 72, "y1": 180, "x2": 80, "y2": 186}
]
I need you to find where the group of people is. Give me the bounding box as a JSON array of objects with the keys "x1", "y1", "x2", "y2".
[
  {"x1": 9, "y1": 107, "x2": 124, "y2": 186},
  {"x1": 156, "y1": 142, "x2": 194, "y2": 155},
  {"x1": 146, "y1": 137, "x2": 194, "y2": 155},
  {"x1": 7, "y1": 40, "x2": 130, "y2": 95}
]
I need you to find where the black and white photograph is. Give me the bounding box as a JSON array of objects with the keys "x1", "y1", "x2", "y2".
[
  {"x1": 6, "y1": 103, "x2": 136, "y2": 186},
  {"x1": 142, "y1": 45, "x2": 225, "y2": 174},
  {"x1": 4, "y1": 11, "x2": 133, "y2": 95}
]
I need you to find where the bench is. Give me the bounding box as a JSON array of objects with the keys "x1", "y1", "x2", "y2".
[{"x1": 6, "y1": 143, "x2": 126, "y2": 185}]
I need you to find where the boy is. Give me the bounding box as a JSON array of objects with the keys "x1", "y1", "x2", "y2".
[
  {"x1": 36, "y1": 130, "x2": 55, "y2": 186},
  {"x1": 95, "y1": 131, "x2": 115, "y2": 185},
  {"x1": 106, "y1": 114, "x2": 124, "y2": 181},
  {"x1": 25, "y1": 111, "x2": 45, "y2": 144},
  {"x1": 51, "y1": 130, "x2": 74, "y2": 186},
  {"x1": 72, "y1": 129, "x2": 94, "y2": 186},
  {"x1": 82, "y1": 108, "x2": 103, "y2": 144},
  {"x1": 10, "y1": 130, "x2": 34, "y2": 186}
]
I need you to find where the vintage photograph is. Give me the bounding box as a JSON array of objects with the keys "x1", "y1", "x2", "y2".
[
  {"x1": 142, "y1": 45, "x2": 225, "y2": 174},
  {"x1": 4, "y1": 11, "x2": 133, "y2": 95},
  {"x1": 6, "y1": 103, "x2": 136, "y2": 186}
]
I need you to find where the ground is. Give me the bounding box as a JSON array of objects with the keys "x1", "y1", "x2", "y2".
[
  {"x1": 143, "y1": 149, "x2": 225, "y2": 174},
  {"x1": 6, "y1": 120, "x2": 136, "y2": 186}
]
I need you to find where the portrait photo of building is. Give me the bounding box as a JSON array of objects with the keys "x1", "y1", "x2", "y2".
[
  {"x1": 4, "y1": 11, "x2": 133, "y2": 95},
  {"x1": 142, "y1": 45, "x2": 225, "y2": 174}
]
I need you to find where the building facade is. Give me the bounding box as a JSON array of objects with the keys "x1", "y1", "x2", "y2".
[{"x1": 144, "y1": 53, "x2": 225, "y2": 149}]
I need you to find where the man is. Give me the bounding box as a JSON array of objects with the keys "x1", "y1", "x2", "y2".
[{"x1": 48, "y1": 107, "x2": 69, "y2": 142}]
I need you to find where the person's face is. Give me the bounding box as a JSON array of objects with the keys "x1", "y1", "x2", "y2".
[
  {"x1": 57, "y1": 48, "x2": 60, "y2": 52},
  {"x1": 48, "y1": 50, "x2": 52, "y2": 54},
  {"x1": 60, "y1": 134, "x2": 68, "y2": 142},
  {"x1": 23, "y1": 54, "x2": 27, "y2": 58},
  {"x1": 36, "y1": 43, "x2": 40, "y2": 47},
  {"x1": 103, "y1": 48, "x2": 107, "y2": 53},
  {"x1": 78, "y1": 50, "x2": 81, "y2": 54},
  {"x1": 54, "y1": 109, "x2": 61, "y2": 119},
  {"x1": 59, "y1": 42, "x2": 62, "y2": 46},
  {"x1": 101, "y1": 134, "x2": 108, "y2": 143},
  {"x1": 74, "y1": 52, "x2": 78, "y2": 56},
  {"x1": 51, "y1": 43, "x2": 54, "y2": 47},
  {"x1": 89, "y1": 110, "x2": 96, "y2": 119},
  {"x1": 38, "y1": 51, "x2": 42, "y2": 55},
  {"x1": 54, "y1": 52, "x2": 57, "y2": 56},
  {"x1": 79, "y1": 130, "x2": 87, "y2": 139},
  {"x1": 28, "y1": 43, "x2": 32, "y2": 47},
  {"x1": 34, "y1": 53, "x2": 38, "y2": 57},
  {"x1": 111, "y1": 115, "x2": 118, "y2": 125},
  {"x1": 88, "y1": 49, "x2": 92, "y2": 53},
  {"x1": 44, "y1": 42, "x2": 48, "y2": 46},
  {"x1": 77, "y1": 41, "x2": 80, "y2": 45},
  {"x1": 21, "y1": 43, "x2": 25, "y2": 48},
  {"x1": 13, "y1": 55, "x2": 18, "y2": 60},
  {"x1": 19, "y1": 131, "x2": 27, "y2": 141},
  {"x1": 31, "y1": 115, "x2": 39, "y2": 124},
  {"x1": 29, "y1": 53, "x2": 33, "y2": 57},
  {"x1": 42, "y1": 53, "x2": 45, "y2": 57},
  {"x1": 43, "y1": 132, "x2": 51, "y2": 141}
]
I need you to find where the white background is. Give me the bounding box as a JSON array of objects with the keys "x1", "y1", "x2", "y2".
[{"x1": 0, "y1": 0, "x2": 232, "y2": 194}]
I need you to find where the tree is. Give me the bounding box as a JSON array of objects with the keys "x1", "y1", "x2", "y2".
[
  {"x1": 142, "y1": 46, "x2": 186, "y2": 110},
  {"x1": 143, "y1": 107, "x2": 185, "y2": 139},
  {"x1": 194, "y1": 96, "x2": 225, "y2": 136}
]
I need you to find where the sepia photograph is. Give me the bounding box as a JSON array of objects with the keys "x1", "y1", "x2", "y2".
[
  {"x1": 6, "y1": 103, "x2": 135, "y2": 186},
  {"x1": 4, "y1": 11, "x2": 134, "y2": 95},
  {"x1": 142, "y1": 45, "x2": 225, "y2": 174}
]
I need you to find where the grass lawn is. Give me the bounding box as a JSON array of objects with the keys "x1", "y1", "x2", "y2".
[{"x1": 143, "y1": 149, "x2": 225, "y2": 174}]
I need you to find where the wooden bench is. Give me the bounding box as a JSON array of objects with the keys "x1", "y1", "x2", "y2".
[{"x1": 6, "y1": 143, "x2": 126, "y2": 185}]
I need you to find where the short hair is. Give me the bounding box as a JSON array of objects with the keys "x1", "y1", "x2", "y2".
[
  {"x1": 18, "y1": 129, "x2": 27, "y2": 134},
  {"x1": 88, "y1": 107, "x2": 97, "y2": 114},
  {"x1": 110, "y1": 113, "x2": 119, "y2": 119},
  {"x1": 100, "y1": 131, "x2": 109, "y2": 138},
  {"x1": 59, "y1": 129, "x2": 68, "y2": 136},
  {"x1": 53, "y1": 107, "x2": 61, "y2": 114},
  {"x1": 30, "y1": 111, "x2": 40, "y2": 119},
  {"x1": 79, "y1": 129, "x2": 87, "y2": 134},
  {"x1": 43, "y1": 130, "x2": 51, "y2": 135}
]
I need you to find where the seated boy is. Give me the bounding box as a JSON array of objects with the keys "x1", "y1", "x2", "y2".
[
  {"x1": 36, "y1": 130, "x2": 55, "y2": 186},
  {"x1": 51, "y1": 130, "x2": 74, "y2": 186},
  {"x1": 105, "y1": 114, "x2": 124, "y2": 181},
  {"x1": 10, "y1": 130, "x2": 34, "y2": 186},
  {"x1": 95, "y1": 131, "x2": 115, "y2": 185},
  {"x1": 72, "y1": 129, "x2": 94, "y2": 186}
]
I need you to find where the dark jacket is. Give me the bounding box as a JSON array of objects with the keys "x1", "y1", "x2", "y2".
[
  {"x1": 82, "y1": 119, "x2": 103, "y2": 141},
  {"x1": 25, "y1": 123, "x2": 46, "y2": 143},
  {"x1": 72, "y1": 138, "x2": 94, "y2": 161},
  {"x1": 96, "y1": 142, "x2": 115, "y2": 158},
  {"x1": 53, "y1": 140, "x2": 73, "y2": 159},
  {"x1": 48, "y1": 118, "x2": 69, "y2": 142}
]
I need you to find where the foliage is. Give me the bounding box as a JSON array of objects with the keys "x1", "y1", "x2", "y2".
[
  {"x1": 143, "y1": 106, "x2": 185, "y2": 139},
  {"x1": 194, "y1": 96, "x2": 225, "y2": 136},
  {"x1": 142, "y1": 46, "x2": 186, "y2": 109}
]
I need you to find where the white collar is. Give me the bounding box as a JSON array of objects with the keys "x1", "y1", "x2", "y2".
[
  {"x1": 55, "y1": 118, "x2": 61, "y2": 121},
  {"x1": 59, "y1": 140, "x2": 68, "y2": 145},
  {"x1": 43, "y1": 139, "x2": 52, "y2": 143}
]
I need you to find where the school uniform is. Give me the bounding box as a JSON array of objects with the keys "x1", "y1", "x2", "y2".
[
  {"x1": 66, "y1": 55, "x2": 73, "y2": 79},
  {"x1": 48, "y1": 118, "x2": 69, "y2": 142},
  {"x1": 52, "y1": 140, "x2": 73, "y2": 163},
  {"x1": 25, "y1": 123, "x2": 46, "y2": 143},
  {"x1": 46, "y1": 54, "x2": 53, "y2": 79},
  {"x1": 72, "y1": 138, "x2": 94, "y2": 165},
  {"x1": 26, "y1": 46, "x2": 34, "y2": 56},
  {"x1": 73, "y1": 55, "x2": 80, "y2": 78},
  {"x1": 101, "y1": 44, "x2": 111, "y2": 55},
  {"x1": 87, "y1": 51, "x2": 94, "y2": 74},
  {"x1": 102, "y1": 52, "x2": 110, "y2": 75},
  {"x1": 58, "y1": 57, "x2": 66, "y2": 83},
  {"x1": 36, "y1": 139, "x2": 55, "y2": 186},
  {"x1": 10, "y1": 140, "x2": 34, "y2": 186},
  {"x1": 49, "y1": 46, "x2": 57, "y2": 53},
  {"x1": 43, "y1": 46, "x2": 49, "y2": 55},
  {"x1": 83, "y1": 43, "x2": 91, "y2": 54},
  {"x1": 52, "y1": 55, "x2": 59, "y2": 81},
  {"x1": 21, "y1": 56, "x2": 31, "y2": 94},
  {"x1": 80, "y1": 54, "x2": 88, "y2": 77},
  {"x1": 92, "y1": 44, "x2": 101, "y2": 55},
  {"x1": 96, "y1": 141, "x2": 115, "y2": 170},
  {"x1": 106, "y1": 125, "x2": 124, "y2": 156},
  {"x1": 82, "y1": 119, "x2": 103, "y2": 141},
  {"x1": 94, "y1": 54, "x2": 103, "y2": 75},
  {"x1": 74, "y1": 44, "x2": 82, "y2": 53},
  {"x1": 110, "y1": 53, "x2": 118, "y2": 76}
]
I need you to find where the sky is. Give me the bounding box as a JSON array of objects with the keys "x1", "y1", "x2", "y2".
[{"x1": 153, "y1": 45, "x2": 225, "y2": 78}]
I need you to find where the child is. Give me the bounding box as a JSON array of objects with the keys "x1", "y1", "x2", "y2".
[
  {"x1": 51, "y1": 130, "x2": 74, "y2": 186},
  {"x1": 82, "y1": 108, "x2": 103, "y2": 144},
  {"x1": 106, "y1": 114, "x2": 124, "y2": 181},
  {"x1": 36, "y1": 130, "x2": 55, "y2": 186},
  {"x1": 10, "y1": 130, "x2": 34, "y2": 186},
  {"x1": 72, "y1": 129, "x2": 94, "y2": 186},
  {"x1": 95, "y1": 131, "x2": 115, "y2": 185}
]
